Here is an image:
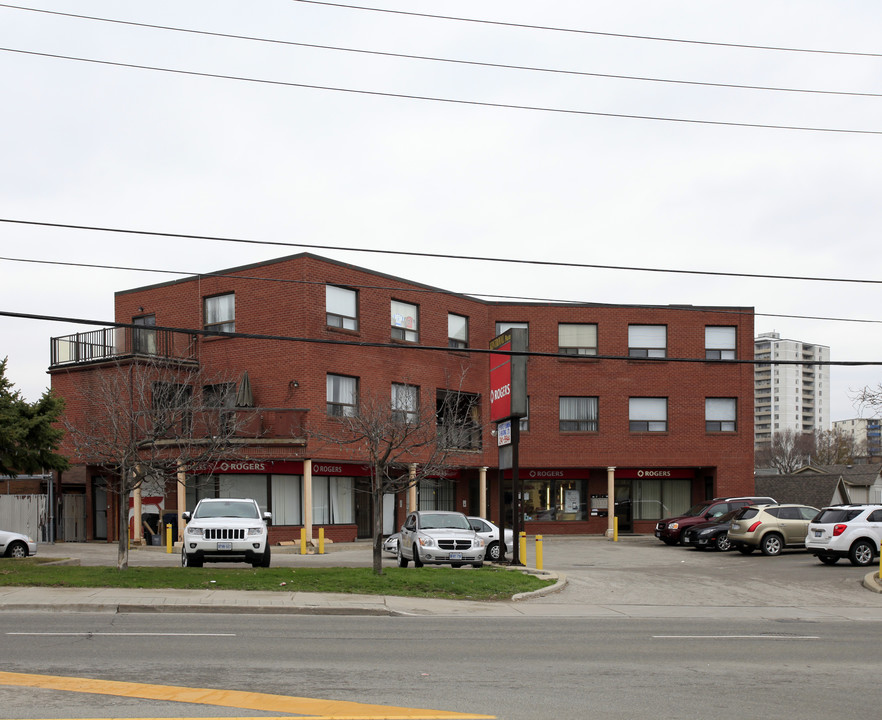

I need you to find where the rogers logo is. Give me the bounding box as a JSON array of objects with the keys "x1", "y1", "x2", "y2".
[
  {"x1": 219, "y1": 462, "x2": 266, "y2": 472},
  {"x1": 637, "y1": 469, "x2": 671, "y2": 478},
  {"x1": 315, "y1": 465, "x2": 343, "y2": 474},
  {"x1": 529, "y1": 470, "x2": 564, "y2": 478},
  {"x1": 490, "y1": 384, "x2": 511, "y2": 402}
]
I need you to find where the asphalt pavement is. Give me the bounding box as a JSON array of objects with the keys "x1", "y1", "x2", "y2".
[{"x1": 2, "y1": 535, "x2": 880, "y2": 619}]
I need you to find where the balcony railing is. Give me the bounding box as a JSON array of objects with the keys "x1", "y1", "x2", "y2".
[{"x1": 50, "y1": 327, "x2": 197, "y2": 367}]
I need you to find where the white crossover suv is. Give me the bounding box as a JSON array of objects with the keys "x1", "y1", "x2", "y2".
[
  {"x1": 181, "y1": 498, "x2": 272, "y2": 568},
  {"x1": 805, "y1": 504, "x2": 882, "y2": 566}
]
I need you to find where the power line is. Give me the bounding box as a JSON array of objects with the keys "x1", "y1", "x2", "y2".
[
  {"x1": 1, "y1": 4, "x2": 877, "y2": 99},
  {"x1": 1, "y1": 253, "x2": 880, "y2": 328},
  {"x1": 4, "y1": 218, "x2": 882, "y2": 287},
  {"x1": 290, "y1": 0, "x2": 882, "y2": 59},
  {"x1": 3, "y1": 46, "x2": 880, "y2": 136},
  {"x1": 1, "y1": 309, "x2": 869, "y2": 367}
]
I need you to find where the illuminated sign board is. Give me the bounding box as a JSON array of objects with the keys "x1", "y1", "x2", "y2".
[{"x1": 489, "y1": 328, "x2": 527, "y2": 423}]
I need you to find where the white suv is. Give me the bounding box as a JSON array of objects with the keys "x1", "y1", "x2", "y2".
[
  {"x1": 805, "y1": 504, "x2": 882, "y2": 567},
  {"x1": 181, "y1": 498, "x2": 272, "y2": 568}
]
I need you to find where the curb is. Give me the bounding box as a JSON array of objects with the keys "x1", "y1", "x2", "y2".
[{"x1": 861, "y1": 571, "x2": 882, "y2": 594}]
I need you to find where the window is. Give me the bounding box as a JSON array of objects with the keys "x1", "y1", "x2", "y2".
[
  {"x1": 629, "y1": 398, "x2": 667, "y2": 432},
  {"x1": 448, "y1": 313, "x2": 468, "y2": 349},
  {"x1": 312, "y1": 476, "x2": 355, "y2": 524},
  {"x1": 495, "y1": 321, "x2": 528, "y2": 345},
  {"x1": 559, "y1": 397, "x2": 598, "y2": 431},
  {"x1": 326, "y1": 285, "x2": 358, "y2": 330},
  {"x1": 520, "y1": 396, "x2": 530, "y2": 431},
  {"x1": 706, "y1": 398, "x2": 736, "y2": 432},
  {"x1": 391, "y1": 383, "x2": 419, "y2": 423},
  {"x1": 558, "y1": 323, "x2": 597, "y2": 355},
  {"x1": 436, "y1": 390, "x2": 481, "y2": 450},
  {"x1": 203, "y1": 383, "x2": 236, "y2": 433},
  {"x1": 152, "y1": 382, "x2": 193, "y2": 435},
  {"x1": 706, "y1": 326, "x2": 736, "y2": 360},
  {"x1": 628, "y1": 325, "x2": 666, "y2": 358},
  {"x1": 326, "y1": 374, "x2": 358, "y2": 417},
  {"x1": 133, "y1": 314, "x2": 156, "y2": 355},
  {"x1": 391, "y1": 300, "x2": 419, "y2": 342},
  {"x1": 204, "y1": 293, "x2": 235, "y2": 333}
]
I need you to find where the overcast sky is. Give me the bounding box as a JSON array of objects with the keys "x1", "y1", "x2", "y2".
[{"x1": 2, "y1": 1, "x2": 881, "y2": 423}]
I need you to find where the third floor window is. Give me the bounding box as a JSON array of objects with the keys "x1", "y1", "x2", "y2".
[{"x1": 326, "y1": 285, "x2": 358, "y2": 330}]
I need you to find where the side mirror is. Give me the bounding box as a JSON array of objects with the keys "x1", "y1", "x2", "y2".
[
  {"x1": 264, "y1": 511, "x2": 272, "y2": 526},
  {"x1": 181, "y1": 512, "x2": 191, "y2": 522}
]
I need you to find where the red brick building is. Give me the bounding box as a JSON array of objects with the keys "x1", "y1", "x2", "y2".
[{"x1": 49, "y1": 253, "x2": 755, "y2": 542}]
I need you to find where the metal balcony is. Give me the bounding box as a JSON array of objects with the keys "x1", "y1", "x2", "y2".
[{"x1": 50, "y1": 327, "x2": 197, "y2": 367}]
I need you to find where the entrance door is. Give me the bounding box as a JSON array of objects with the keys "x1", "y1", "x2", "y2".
[
  {"x1": 354, "y1": 478, "x2": 372, "y2": 538},
  {"x1": 94, "y1": 486, "x2": 108, "y2": 540},
  {"x1": 614, "y1": 481, "x2": 633, "y2": 533}
]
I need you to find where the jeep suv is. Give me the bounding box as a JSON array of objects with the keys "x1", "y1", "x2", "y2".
[
  {"x1": 655, "y1": 496, "x2": 776, "y2": 545},
  {"x1": 805, "y1": 504, "x2": 882, "y2": 566},
  {"x1": 182, "y1": 498, "x2": 271, "y2": 568}
]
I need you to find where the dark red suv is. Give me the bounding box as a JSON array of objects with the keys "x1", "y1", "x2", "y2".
[{"x1": 655, "y1": 496, "x2": 776, "y2": 545}]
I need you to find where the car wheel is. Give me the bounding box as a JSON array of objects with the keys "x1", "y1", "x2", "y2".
[
  {"x1": 818, "y1": 554, "x2": 839, "y2": 565},
  {"x1": 182, "y1": 549, "x2": 202, "y2": 568},
  {"x1": 662, "y1": 538, "x2": 678, "y2": 546},
  {"x1": 397, "y1": 546, "x2": 409, "y2": 568},
  {"x1": 450, "y1": 563, "x2": 463, "y2": 568},
  {"x1": 6, "y1": 541, "x2": 28, "y2": 558},
  {"x1": 849, "y1": 539, "x2": 875, "y2": 567},
  {"x1": 715, "y1": 534, "x2": 732, "y2": 552},
  {"x1": 736, "y1": 545, "x2": 754, "y2": 555},
  {"x1": 413, "y1": 545, "x2": 424, "y2": 568},
  {"x1": 486, "y1": 541, "x2": 502, "y2": 562},
  {"x1": 472, "y1": 562, "x2": 483, "y2": 569},
  {"x1": 253, "y1": 547, "x2": 271, "y2": 568},
  {"x1": 760, "y1": 533, "x2": 783, "y2": 556}
]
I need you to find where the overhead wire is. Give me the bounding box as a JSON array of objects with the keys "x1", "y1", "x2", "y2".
[{"x1": 0, "y1": 4, "x2": 878, "y2": 99}]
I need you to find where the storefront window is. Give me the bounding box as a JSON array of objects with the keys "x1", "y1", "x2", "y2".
[
  {"x1": 219, "y1": 474, "x2": 268, "y2": 514},
  {"x1": 312, "y1": 476, "x2": 355, "y2": 524},
  {"x1": 523, "y1": 479, "x2": 587, "y2": 521},
  {"x1": 271, "y1": 474, "x2": 302, "y2": 525},
  {"x1": 418, "y1": 478, "x2": 456, "y2": 511}
]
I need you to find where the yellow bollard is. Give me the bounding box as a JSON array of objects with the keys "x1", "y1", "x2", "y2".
[
  {"x1": 300, "y1": 527, "x2": 307, "y2": 555},
  {"x1": 166, "y1": 523, "x2": 173, "y2": 553},
  {"x1": 319, "y1": 527, "x2": 325, "y2": 555},
  {"x1": 519, "y1": 531, "x2": 527, "y2": 565},
  {"x1": 535, "y1": 535, "x2": 543, "y2": 570},
  {"x1": 614, "y1": 515, "x2": 619, "y2": 542}
]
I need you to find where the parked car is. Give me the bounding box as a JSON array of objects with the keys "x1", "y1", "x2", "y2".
[
  {"x1": 383, "y1": 532, "x2": 400, "y2": 555},
  {"x1": 680, "y1": 509, "x2": 739, "y2": 551},
  {"x1": 181, "y1": 497, "x2": 272, "y2": 568},
  {"x1": 467, "y1": 516, "x2": 514, "y2": 562},
  {"x1": 397, "y1": 510, "x2": 485, "y2": 568},
  {"x1": 0, "y1": 529, "x2": 37, "y2": 558},
  {"x1": 727, "y1": 504, "x2": 819, "y2": 556},
  {"x1": 655, "y1": 496, "x2": 776, "y2": 545},
  {"x1": 805, "y1": 504, "x2": 882, "y2": 566}
]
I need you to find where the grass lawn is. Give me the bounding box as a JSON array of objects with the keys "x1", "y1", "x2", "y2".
[{"x1": 0, "y1": 559, "x2": 555, "y2": 601}]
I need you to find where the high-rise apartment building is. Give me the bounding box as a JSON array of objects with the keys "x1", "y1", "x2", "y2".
[{"x1": 755, "y1": 332, "x2": 830, "y2": 446}]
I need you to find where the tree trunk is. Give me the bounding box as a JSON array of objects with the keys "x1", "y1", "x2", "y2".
[
  {"x1": 372, "y1": 467, "x2": 383, "y2": 575},
  {"x1": 116, "y1": 467, "x2": 129, "y2": 570}
]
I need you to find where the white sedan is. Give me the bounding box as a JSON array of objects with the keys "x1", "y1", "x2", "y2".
[
  {"x1": 383, "y1": 516, "x2": 513, "y2": 562},
  {"x1": 1, "y1": 529, "x2": 38, "y2": 558}
]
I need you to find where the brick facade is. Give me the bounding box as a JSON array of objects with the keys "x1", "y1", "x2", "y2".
[{"x1": 50, "y1": 253, "x2": 755, "y2": 542}]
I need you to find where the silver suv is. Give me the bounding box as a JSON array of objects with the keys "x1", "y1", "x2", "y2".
[
  {"x1": 397, "y1": 511, "x2": 485, "y2": 568},
  {"x1": 805, "y1": 504, "x2": 882, "y2": 566},
  {"x1": 182, "y1": 498, "x2": 272, "y2": 568}
]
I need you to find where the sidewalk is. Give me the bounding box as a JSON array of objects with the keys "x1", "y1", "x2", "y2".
[{"x1": 1, "y1": 538, "x2": 880, "y2": 619}]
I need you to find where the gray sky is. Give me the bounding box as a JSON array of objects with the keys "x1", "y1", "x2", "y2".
[{"x1": 2, "y1": 0, "x2": 881, "y2": 423}]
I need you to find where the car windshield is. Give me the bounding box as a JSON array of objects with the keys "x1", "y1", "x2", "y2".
[
  {"x1": 683, "y1": 503, "x2": 711, "y2": 517},
  {"x1": 419, "y1": 513, "x2": 470, "y2": 530},
  {"x1": 194, "y1": 501, "x2": 259, "y2": 519},
  {"x1": 815, "y1": 508, "x2": 863, "y2": 524}
]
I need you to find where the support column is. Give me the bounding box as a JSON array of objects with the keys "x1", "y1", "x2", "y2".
[
  {"x1": 606, "y1": 466, "x2": 616, "y2": 539},
  {"x1": 304, "y1": 459, "x2": 313, "y2": 542},
  {"x1": 176, "y1": 465, "x2": 187, "y2": 542},
  {"x1": 133, "y1": 484, "x2": 143, "y2": 544},
  {"x1": 479, "y1": 467, "x2": 488, "y2": 518},
  {"x1": 408, "y1": 464, "x2": 417, "y2": 513}
]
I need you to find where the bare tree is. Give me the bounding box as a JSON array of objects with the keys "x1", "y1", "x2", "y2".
[
  {"x1": 61, "y1": 357, "x2": 250, "y2": 569},
  {"x1": 810, "y1": 428, "x2": 862, "y2": 466},
  {"x1": 755, "y1": 428, "x2": 814, "y2": 474},
  {"x1": 311, "y1": 379, "x2": 482, "y2": 575}
]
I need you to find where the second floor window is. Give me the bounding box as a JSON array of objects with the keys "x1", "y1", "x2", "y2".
[
  {"x1": 326, "y1": 285, "x2": 358, "y2": 330},
  {"x1": 326, "y1": 374, "x2": 358, "y2": 417},
  {"x1": 204, "y1": 293, "x2": 235, "y2": 333},
  {"x1": 628, "y1": 325, "x2": 666, "y2": 358},
  {"x1": 391, "y1": 300, "x2": 419, "y2": 342},
  {"x1": 152, "y1": 382, "x2": 193, "y2": 435},
  {"x1": 559, "y1": 323, "x2": 598, "y2": 355},
  {"x1": 559, "y1": 397, "x2": 598, "y2": 431},
  {"x1": 705, "y1": 326, "x2": 736, "y2": 360},
  {"x1": 391, "y1": 383, "x2": 419, "y2": 423},
  {"x1": 448, "y1": 313, "x2": 469, "y2": 349},
  {"x1": 203, "y1": 383, "x2": 236, "y2": 433},
  {"x1": 629, "y1": 397, "x2": 667, "y2": 432},
  {"x1": 706, "y1": 398, "x2": 737, "y2": 432},
  {"x1": 436, "y1": 389, "x2": 481, "y2": 450}
]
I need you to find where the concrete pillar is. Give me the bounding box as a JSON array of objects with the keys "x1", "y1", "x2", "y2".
[
  {"x1": 133, "y1": 484, "x2": 143, "y2": 544},
  {"x1": 408, "y1": 464, "x2": 417, "y2": 512},
  {"x1": 606, "y1": 466, "x2": 616, "y2": 538},
  {"x1": 479, "y1": 467, "x2": 488, "y2": 518},
  {"x1": 304, "y1": 459, "x2": 313, "y2": 541}
]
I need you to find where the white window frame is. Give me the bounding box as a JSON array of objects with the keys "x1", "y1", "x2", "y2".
[
  {"x1": 706, "y1": 398, "x2": 737, "y2": 432},
  {"x1": 629, "y1": 397, "x2": 668, "y2": 432},
  {"x1": 326, "y1": 285, "x2": 358, "y2": 330},
  {"x1": 628, "y1": 325, "x2": 666, "y2": 358},
  {"x1": 705, "y1": 326, "x2": 736, "y2": 360},
  {"x1": 559, "y1": 397, "x2": 599, "y2": 432},
  {"x1": 558, "y1": 323, "x2": 598, "y2": 356},
  {"x1": 391, "y1": 300, "x2": 419, "y2": 342}
]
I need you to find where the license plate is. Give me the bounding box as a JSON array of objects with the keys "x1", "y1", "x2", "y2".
[
  {"x1": 217, "y1": 542, "x2": 232, "y2": 550},
  {"x1": 654, "y1": 531, "x2": 661, "y2": 538},
  {"x1": 731, "y1": 524, "x2": 740, "y2": 531},
  {"x1": 814, "y1": 531, "x2": 822, "y2": 538},
  {"x1": 449, "y1": 552, "x2": 463, "y2": 560}
]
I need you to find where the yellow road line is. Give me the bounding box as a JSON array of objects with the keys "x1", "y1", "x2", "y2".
[{"x1": 0, "y1": 671, "x2": 494, "y2": 719}]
